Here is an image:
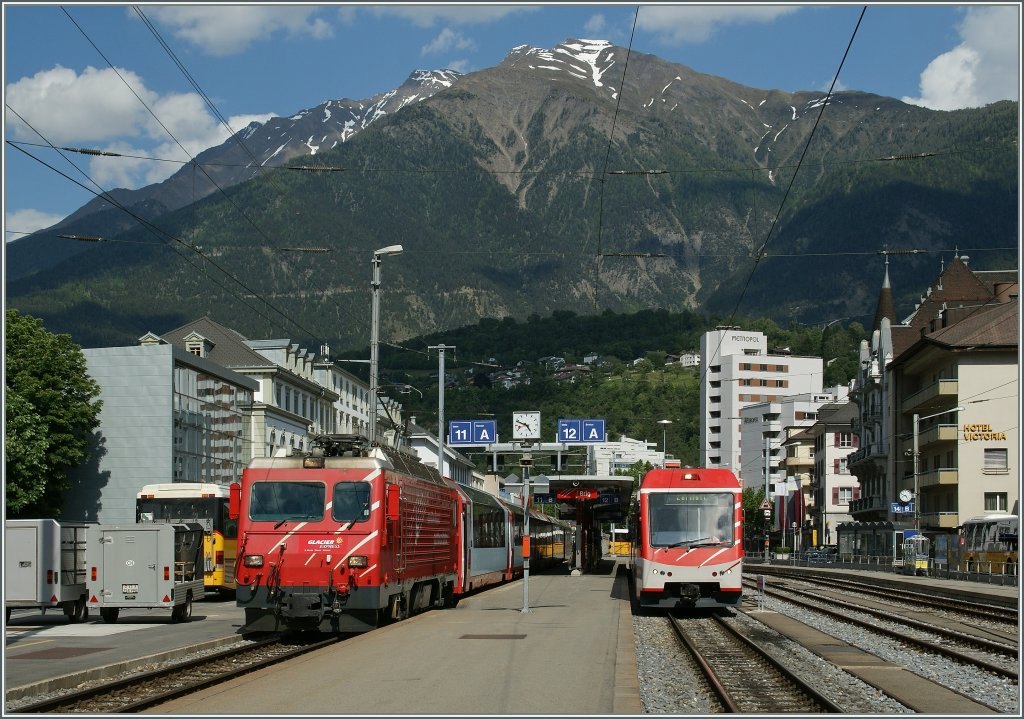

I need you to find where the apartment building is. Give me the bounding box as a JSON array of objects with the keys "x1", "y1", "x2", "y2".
[
  {"x1": 849, "y1": 255, "x2": 1019, "y2": 536},
  {"x1": 63, "y1": 339, "x2": 257, "y2": 524},
  {"x1": 699, "y1": 327, "x2": 824, "y2": 481}
]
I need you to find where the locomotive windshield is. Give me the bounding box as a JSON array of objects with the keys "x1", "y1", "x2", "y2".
[
  {"x1": 248, "y1": 481, "x2": 325, "y2": 523},
  {"x1": 332, "y1": 482, "x2": 371, "y2": 523},
  {"x1": 648, "y1": 492, "x2": 733, "y2": 547}
]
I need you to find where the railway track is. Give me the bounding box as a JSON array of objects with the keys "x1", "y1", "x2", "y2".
[
  {"x1": 10, "y1": 634, "x2": 340, "y2": 713},
  {"x1": 668, "y1": 613, "x2": 845, "y2": 713},
  {"x1": 757, "y1": 568, "x2": 1018, "y2": 624},
  {"x1": 747, "y1": 579, "x2": 1018, "y2": 681}
]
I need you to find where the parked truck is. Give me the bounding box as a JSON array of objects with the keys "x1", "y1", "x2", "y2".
[
  {"x1": 86, "y1": 522, "x2": 205, "y2": 623},
  {"x1": 5, "y1": 519, "x2": 91, "y2": 623}
]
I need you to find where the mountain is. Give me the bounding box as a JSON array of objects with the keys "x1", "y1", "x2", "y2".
[
  {"x1": 6, "y1": 39, "x2": 1018, "y2": 354},
  {"x1": 6, "y1": 69, "x2": 462, "y2": 282}
]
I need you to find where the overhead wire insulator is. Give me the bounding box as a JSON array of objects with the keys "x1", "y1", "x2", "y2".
[{"x1": 62, "y1": 147, "x2": 121, "y2": 156}]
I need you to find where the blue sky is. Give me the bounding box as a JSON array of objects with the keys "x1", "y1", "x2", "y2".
[{"x1": 3, "y1": 3, "x2": 1020, "y2": 240}]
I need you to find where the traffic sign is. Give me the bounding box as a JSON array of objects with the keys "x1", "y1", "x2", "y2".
[
  {"x1": 448, "y1": 419, "x2": 497, "y2": 445},
  {"x1": 759, "y1": 498, "x2": 772, "y2": 510}
]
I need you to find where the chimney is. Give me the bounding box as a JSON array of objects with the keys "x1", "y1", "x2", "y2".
[{"x1": 994, "y1": 281, "x2": 1018, "y2": 303}]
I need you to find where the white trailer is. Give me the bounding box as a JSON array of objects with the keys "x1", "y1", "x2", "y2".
[
  {"x1": 86, "y1": 523, "x2": 205, "y2": 623},
  {"x1": 5, "y1": 519, "x2": 90, "y2": 623}
]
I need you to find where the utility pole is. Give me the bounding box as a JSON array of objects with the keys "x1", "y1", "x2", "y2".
[
  {"x1": 520, "y1": 453, "x2": 533, "y2": 613},
  {"x1": 764, "y1": 434, "x2": 771, "y2": 555},
  {"x1": 428, "y1": 344, "x2": 455, "y2": 478}
]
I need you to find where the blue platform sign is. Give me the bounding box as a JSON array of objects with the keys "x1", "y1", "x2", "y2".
[
  {"x1": 557, "y1": 418, "x2": 606, "y2": 443},
  {"x1": 890, "y1": 502, "x2": 915, "y2": 514},
  {"x1": 448, "y1": 419, "x2": 497, "y2": 446},
  {"x1": 582, "y1": 419, "x2": 606, "y2": 443}
]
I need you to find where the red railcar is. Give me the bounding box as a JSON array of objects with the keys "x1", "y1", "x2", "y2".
[
  {"x1": 232, "y1": 435, "x2": 460, "y2": 633},
  {"x1": 630, "y1": 467, "x2": 743, "y2": 609}
]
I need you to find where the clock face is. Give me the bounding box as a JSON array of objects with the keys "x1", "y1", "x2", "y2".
[
  {"x1": 512, "y1": 411, "x2": 541, "y2": 440},
  {"x1": 899, "y1": 489, "x2": 913, "y2": 503}
]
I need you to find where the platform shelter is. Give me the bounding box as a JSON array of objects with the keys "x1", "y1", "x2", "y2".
[{"x1": 503, "y1": 474, "x2": 635, "y2": 572}]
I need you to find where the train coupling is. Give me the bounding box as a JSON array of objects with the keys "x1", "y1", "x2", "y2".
[{"x1": 676, "y1": 583, "x2": 701, "y2": 606}]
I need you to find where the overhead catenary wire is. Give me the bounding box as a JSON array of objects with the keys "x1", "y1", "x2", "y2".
[
  {"x1": 698, "y1": 6, "x2": 869, "y2": 394},
  {"x1": 58, "y1": 6, "x2": 370, "y2": 343},
  {"x1": 5, "y1": 116, "x2": 320, "y2": 342}
]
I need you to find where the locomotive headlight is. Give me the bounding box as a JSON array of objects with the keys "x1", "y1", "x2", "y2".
[
  {"x1": 348, "y1": 555, "x2": 368, "y2": 568},
  {"x1": 243, "y1": 554, "x2": 264, "y2": 568}
]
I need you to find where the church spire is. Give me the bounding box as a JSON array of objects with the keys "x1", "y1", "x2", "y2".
[{"x1": 872, "y1": 255, "x2": 896, "y2": 331}]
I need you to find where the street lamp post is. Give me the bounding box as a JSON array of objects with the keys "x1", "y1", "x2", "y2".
[
  {"x1": 658, "y1": 419, "x2": 672, "y2": 461},
  {"x1": 912, "y1": 406, "x2": 965, "y2": 533},
  {"x1": 369, "y1": 244, "x2": 403, "y2": 444}
]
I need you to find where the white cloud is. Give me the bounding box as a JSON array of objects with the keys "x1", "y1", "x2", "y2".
[
  {"x1": 902, "y1": 6, "x2": 1019, "y2": 110},
  {"x1": 368, "y1": 6, "x2": 537, "y2": 27},
  {"x1": 5, "y1": 63, "x2": 276, "y2": 192},
  {"x1": 5, "y1": 208, "x2": 66, "y2": 239},
  {"x1": 635, "y1": 5, "x2": 800, "y2": 44},
  {"x1": 584, "y1": 14, "x2": 608, "y2": 35},
  {"x1": 145, "y1": 6, "x2": 333, "y2": 56},
  {"x1": 445, "y1": 59, "x2": 473, "y2": 74},
  {"x1": 5, "y1": 65, "x2": 156, "y2": 144},
  {"x1": 422, "y1": 28, "x2": 477, "y2": 56}
]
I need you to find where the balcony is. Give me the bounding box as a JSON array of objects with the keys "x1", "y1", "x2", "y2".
[
  {"x1": 918, "y1": 467, "x2": 959, "y2": 489},
  {"x1": 847, "y1": 444, "x2": 888, "y2": 470},
  {"x1": 785, "y1": 455, "x2": 813, "y2": 468},
  {"x1": 917, "y1": 423, "x2": 959, "y2": 450},
  {"x1": 921, "y1": 511, "x2": 960, "y2": 529},
  {"x1": 849, "y1": 495, "x2": 888, "y2": 515},
  {"x1": 902, "y1": 379, "x2": 958, "y2": 414}
]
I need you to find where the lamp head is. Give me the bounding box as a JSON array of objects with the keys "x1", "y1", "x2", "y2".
[{"x1": 375, "y1": 244, "x2": 404, "y2": 256}]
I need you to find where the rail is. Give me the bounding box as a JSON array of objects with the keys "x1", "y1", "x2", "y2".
[{"x1": 744, "y1": 553, "x2": 1019, "y2": 587}]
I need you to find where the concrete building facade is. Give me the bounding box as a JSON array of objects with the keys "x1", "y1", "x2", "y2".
[
  {"x1": 63, "y1": 341, "x2": 257, "y2": 524},
  {"x1": 700, "y1": 327, "x2": 824, "y2": 481},
  {"x1": 848, "y1": 255, "x2": 1019, "y2": 542}
]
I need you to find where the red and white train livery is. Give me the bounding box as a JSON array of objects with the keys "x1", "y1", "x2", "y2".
[
  {"x1": 232, "y1": 434, "x2": 568, "y2": 633},
  {"x1": 630, "y1": 467, "x2": 743, "y2": 609}
]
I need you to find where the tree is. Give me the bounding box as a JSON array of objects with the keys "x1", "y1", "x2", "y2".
[{"x1": 5, "y1": 309, "x2": 102, "y2": 518}]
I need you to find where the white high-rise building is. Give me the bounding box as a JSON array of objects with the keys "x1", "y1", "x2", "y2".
[
  {"x1": 737, "y1": 388, "x2": 849, "y2": 492},
  {"x1": 700, "y1": 327, "x2": 824, "y2": 481}
]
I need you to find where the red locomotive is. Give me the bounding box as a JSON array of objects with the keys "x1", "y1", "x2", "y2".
[
  {"x1": 629, "y1": 467, "x2": 743, "y2": 609},
  {"x1": 232, "y1": 434, "x2": 569, "y2": 633}
]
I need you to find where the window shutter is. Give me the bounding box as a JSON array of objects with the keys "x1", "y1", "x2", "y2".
[
  {"x1": 834, "y1": 432, "x2": 839, "y2": 448},
  {"x1": 831, "y1": 487, "x2": 839, "y2": 504},
  {"x1": 833, "y1": 459, "x2": 840, "y2": 474},
  {"x1": 853, "y1": 486, "x2": 861, "y2": 500},
  {"x1": 852, "y1": 434, "x2": 860, "y2": 448}
]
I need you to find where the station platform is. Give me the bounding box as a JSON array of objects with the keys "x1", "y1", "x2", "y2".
[
  {"x1": 6, "y1": 559, "x2": 641, "y2": 715},
  {"x1": 745, "y1": 559, "x2": 1020, "y2": 608},
  {"x1": 148, "y1": 558, "x2": 641, "y2": 715}
]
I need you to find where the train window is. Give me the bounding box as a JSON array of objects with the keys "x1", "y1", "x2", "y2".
[
  {"x1": 249, "y1": 481, "x2": 325, "y2": 522},
  {"x1": 332, "y1": 482, "x2": 371, "y2": 523},
  {"x1": 649, "y1": 492, "x2": 733, "y2": 548}
]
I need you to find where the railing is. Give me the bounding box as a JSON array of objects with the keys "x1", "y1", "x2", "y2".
[
  {"x1": 744, "y1": 553, "x2": 1019, "y2": 586},
  {"x1": 902, "y1": 379, "x2": 958, "y2": 414}
]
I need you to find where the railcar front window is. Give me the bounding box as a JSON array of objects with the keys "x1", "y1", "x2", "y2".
[
  {"x1": 249, "y1": 481, "x2": 325, "y2": 523},
  {"x1": 332, "y1": 482, "x2": 371, "y2": 522},
  {"x1": 649, "y1": 492, "x2": 733, "y2": 547}
]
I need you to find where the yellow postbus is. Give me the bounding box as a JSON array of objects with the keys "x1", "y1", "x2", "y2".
[
  {"x1": 136, "y1": 483, "x2": 237, "y2": 594},
  {"x1": 959, "y1": 514, "x2": 1018, "y2": 575}
]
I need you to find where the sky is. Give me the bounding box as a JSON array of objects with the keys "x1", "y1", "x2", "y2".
[{"x1": 3, "y1": 2, "x2": 1020, "y2": 241}]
